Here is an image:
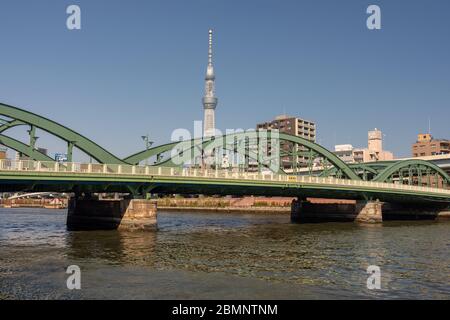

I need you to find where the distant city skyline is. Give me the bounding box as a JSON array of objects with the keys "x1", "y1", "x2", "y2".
[{"x1": 0, "y1": 0, "x2": 449, "y2": 161}]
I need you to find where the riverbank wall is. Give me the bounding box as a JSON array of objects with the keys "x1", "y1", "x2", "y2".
[
  {"x1": 158, "y1": 206, "x2": 290, "y2": 214},
  {"x1": 157, "y1": 196, "x2": 292, "y2": 213},
  {"x1": 0, "y1": 198, "x2": 68, "y2": 209},
  {"x1": 157, "y1": 197, "x2": 355, "y2": 214},
  {"x1": 158, "y1": 197, "x2": 450, "y2": 221}
]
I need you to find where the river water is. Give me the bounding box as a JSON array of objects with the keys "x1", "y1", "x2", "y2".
[{"x1": 0, "y1": 208, "x2": 449, "y2": 299}]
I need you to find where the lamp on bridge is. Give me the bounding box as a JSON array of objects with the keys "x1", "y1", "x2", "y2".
[
  {"x1": 141, "y1": 134, "x2": 154, "y2": 166},
  {"x1": 155, "y1": 153, "x2": 164, "y2": 165}
]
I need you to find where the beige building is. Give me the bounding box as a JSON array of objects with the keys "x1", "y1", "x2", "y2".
[
  {"x1": 334, "y1": 129, "x2": 394, "y2": 163},
  {"x1": 354, "y1": 129, "x2": 394, "y2": 162},
  {"x1": 257, "y1": 115, "x2": 316, "y2": 169},
  {"x1": 412, "y1": 134, "x2": 450, "y2": 157}
]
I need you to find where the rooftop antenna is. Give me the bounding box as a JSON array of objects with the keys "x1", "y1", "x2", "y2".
[{"x1": 428, "y1": 117, "x2": 431, "y2": 135}]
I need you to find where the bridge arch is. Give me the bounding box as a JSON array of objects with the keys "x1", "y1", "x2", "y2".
[
  {"x1": 320, "y1": 163, "x2": 380, "y2": 180},
  {"x1": 373, "y1": 159, "x2": 450, "y2": 187},
  {"x1": 0, "y1": 103, "x2": 126, "y2": 164},
  {"x1": 277, "y1": 133, "x2": 360, "y2": 179},
  {"x1": 0, "y1": 134, "x2": 54, "y2": 161},
  {"x1": 124, "y1": 131, "x2": 361, "y2": 180}
]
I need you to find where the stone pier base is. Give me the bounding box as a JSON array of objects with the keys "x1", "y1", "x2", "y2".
[
  {"x1": 67, "y1": 198, "x2": 157, "y2": 231},
  {"x1": 354, "y1": 200, "x2": 383, "y2": 223},
  {"x1": 437, "y1": 210, "x2": 450, "y2": 220},
  {"x1": 291, "y1": 199, "x2": 382, "y2": 224}
]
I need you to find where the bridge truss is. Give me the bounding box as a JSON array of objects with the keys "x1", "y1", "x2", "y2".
[{"x1": 0, "y1": 102, "x2": 449, "y2": 190}]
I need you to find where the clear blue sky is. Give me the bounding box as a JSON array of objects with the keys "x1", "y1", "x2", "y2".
[{"x1": 0, "y1": 0, "x2": 449, "y2": 161}]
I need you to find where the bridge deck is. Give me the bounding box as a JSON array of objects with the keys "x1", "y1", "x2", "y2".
[{"x1": 0, "y1": 160, "x2": 449, "y2": 204}]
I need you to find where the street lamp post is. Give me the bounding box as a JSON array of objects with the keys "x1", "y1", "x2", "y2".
[
  {"x1": 141, "y1": 134, "x2": 154, "y2": 166},
  {"x1": 156, "y1": 153, "x2": 164, "y2": 164}
]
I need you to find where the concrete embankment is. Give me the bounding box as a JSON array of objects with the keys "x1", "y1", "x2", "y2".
[
  {"x1": 0, "y1": 198, "x2": 68, "y2": 209},
  {"x1": 157, "y1": 196, "x2": 292, "y2": 214},
  {"x1": 156, "y1": 197, "x2": 355, "y2": 214},
  {"x1": 158, "y1": 206, "x2": 290, "y2": 214},
  {"x1": 158, "y1": 197, "x2": 450, "y2": 222}
]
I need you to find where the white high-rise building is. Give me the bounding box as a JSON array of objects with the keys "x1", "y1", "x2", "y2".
[{"x1": 202, "y1": 29, "x2": 218, "y2": 138}]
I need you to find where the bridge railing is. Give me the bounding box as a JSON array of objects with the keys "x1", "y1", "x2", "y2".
[{"x1": 1, "y1": 159, "x2": 449, "y2": 196}]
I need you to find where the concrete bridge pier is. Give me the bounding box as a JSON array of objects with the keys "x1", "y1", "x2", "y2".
[
  {"x1": 291, "y1": 198, "x2": 383, "y2": 224},
  {"x1": 354, "y1": 200, "x2": 383, "y2": 223},
  {"x1": 67, "y1": 195, "x2": 157, "y2": 231}
]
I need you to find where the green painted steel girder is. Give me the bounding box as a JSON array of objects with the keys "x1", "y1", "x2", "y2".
[
  {"x1": 145, "y1": 134, "x2": 279, "y2": 174},
  {"x1": 124, "y1": 140, "x2": 192, "y2": 164},
  {"x1": 125, "y1": 131, "x2": 361, "y2": 180},
  {"x1": 0, "y1": 134, "x2": 54, "y2": 161},
  {"x1": 152, "y1": 140, "x2": 215, "y2": 167},
  {"x1": 6, "y1": 102, "x2": 443, "y2": 189},
  {"x1": 280, "y1": 151, "x2": 313, "y2": 157},
  {"x1": 320, "y1": 163, "x2": 380, "y2": 178},
  {"x1": 0, "y1": 103, "x2": 126, "y2": 164},
  {"x1": 276, "y1": 133, "x2": 360, "y2": 180},
  {"x1": 373, "y1": 159, "x2": 450, "y2": 184},
  {"x1": 126, "y1": 135, "x2": 250, "y2": 166},
  {"x1": 0, "y1": 119, "x2": 26, "y2": 133},
  {"x1": 0, "y1": 169, "x2": 449, "y2": 204},
  {"x1": 133, "y1": 136, "x2": 267, "y2": 170}
]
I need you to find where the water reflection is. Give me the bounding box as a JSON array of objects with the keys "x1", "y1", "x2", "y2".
[
  {"x1": 65, "y1": 230, "x2": 157, "y2": 266},
  {"x1": 1, "y1": 208, "x2": 449, "y2": 299}
]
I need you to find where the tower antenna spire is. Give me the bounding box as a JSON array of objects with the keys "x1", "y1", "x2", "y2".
[
  {"x1": 208, "y1": 29, "x2": 213, "y2": 65},
  {"x1": 202, "y1": 28, "x2": 218, "y2": 138}
]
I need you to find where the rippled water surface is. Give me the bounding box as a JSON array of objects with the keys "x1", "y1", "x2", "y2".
[{"x1": 0, "y1": 208, "x2": 449, "y2": 299}]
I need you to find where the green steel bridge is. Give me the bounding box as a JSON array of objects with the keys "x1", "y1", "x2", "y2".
[
  {"x1": 0, "y1": 160, "x2": 449, "y2": 205},
  {"x1": 0, "y1": 102, "x2": 449, "y2": 206}
]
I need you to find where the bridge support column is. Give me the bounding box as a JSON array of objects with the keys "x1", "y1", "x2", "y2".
[
  {"x1": 290, "y1": 198, "x2": 303, "y2": 223},
  {"x1": 291, "y1": 198, "x2": 360, "y2": 223},
  {"x1": 355, "y1": 200, "x2": 383, "y2": 224},
  {"x1": 291, "y1": 198, "x2": 383, "y2": 223},
  {"x1": 67, "y1": 198, "x2": 157, "y2": 231},
  {"x1": 437, "y1": 207, "x2": 450, "y2": 220}
]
